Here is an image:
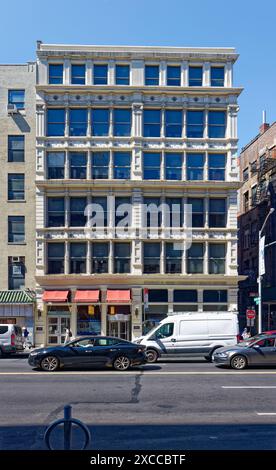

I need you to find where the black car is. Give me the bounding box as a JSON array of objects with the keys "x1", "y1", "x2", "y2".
[{"x1": 28, "y1": 336, "x2": 147, "y2": 372}]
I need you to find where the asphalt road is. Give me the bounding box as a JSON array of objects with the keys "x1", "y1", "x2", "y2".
[{"x1": 1, "y1": 355, "x2": 276, "y2": 450}]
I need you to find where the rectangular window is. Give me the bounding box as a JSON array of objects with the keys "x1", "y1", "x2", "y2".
[
  {"x1": 8, "y1": 136, "x2": 24, "y2": 163},
  {"x1": 69, "y1": 152, "x2": 87, "y2": 179},
  {"x1": 93, "y1": 64, "x2": 108, "y2": 85},
  {"x1": 69, "y1": 108, "x2": 87, "y2": 136},
  {"x1": 165, "y1": 110, "x2": 182, "y2": 137},
  {"x1": 208, "y1": 111, "x2": 226, "y2": 138},
  {"x1": 47, "y1": 243, "x2": 65, "y2": 274},
  {"x1": 187, "y1": 198, "x2": 204, "y2": 227},
  {"x1": 203, "y1": 290, "x2": 227, "y2": 302},
  {"x1": 115, "y1": 197, "x2": 131, "y2": 227},
  {"x1": 49, "y1": 64, "x2": 63, "y2": 84},
  {"x1": 47, "y1": 197, "x2": 65, "y2": 227},
  {"x1": 243, "y1": 167, "x2": 249, "y2": 182},
  {"x1": 145, "y1": 65, "x2": 159, "y2": 85},
  {"x1": 47, "y1": 109, "x2": 65, "y2": 136},
  {"x1": 113, "y1": 109, "x2": 132, "y2": 136},
  {"x1": 8, "y1": 216, "x2": 25, "y2": 243},
  {"x1": 165, "y1": 153, "x2": 182, "y2": 180},
  {"x1": 143, "y1": 243, "x2": 160, "y2": 274},
  {"x1": 186, "y1": 110, "x2": 204, "y2": 138},
  {"x1": 244, "y1": 191, "x2": 249, "y2": 212},
  {"x1": 114, "y1": 243, "x2": 131, "y2": 273},
  {"x1": 209, "y1": 244, "x2": 226, "y2": 274},
  {"x1": 8, "y1": 257, "x2": 25, "y2": 289},
  {"x1": 91, "y1": 151, "x2": 109, "y2": 179},
  {"x1": 70, "y1": 197, "x2": 87, "y2": 227},
  {"x1": 189, "y1": 67, "x2": 203, "y2": 86},
  {"x1": 187, "y1": 243, "x2": 204, "y2": 274},
  {"x1": 252, "y1": 185, "x2": 258, "y2": 207},
  {"x1": 91, "y1": 109, "x2": 109, "y2": 136},
  {"x1": 113, "y1": 151, "x2": 131, "y2": 179},
  {"x1": 8, "y1": 90, "x2": 25, "y2": 109},
  {"x1": 148, "y1": 289, "x2": 168, "y2": 302},
  {"x1": 8, "y1": 174, "x2": 24, "y2": 200},
  {"x1": 143, "y1": 109, "x2": 161, "y2": 137},
  {"x1": 71, "y1": 64, "x2": 85, "y2": 85},
  {"x1": 208, "y1": 154, "x2": 226, "y2": 181},
  {"x1": 143, "y1": 152, "x2": 161, "y2": 180},
  {"x1": 47, "y1": 152, "x2": 65, "y2": 179},
  {"x1": 186, "y1": 153, "x2": 204, "y2": 180},
  {"x1": 92, "y1": 197, "x2": 108, "y2": 227},
  {"x1": 165, "y1": 242, "x2": 182, "y2": 274},
  {"x1": 92, "y1": 243, "x2": 109, "y2": 273},
  {"x1": 115, "y1": 65, "x2": 130, "y2": 85},
  {"x1": 144, "y1": 197, "x2": 162, "y2": 228},
  {"x1": 165, "y1": 197, "x2": 183, "y2": 228},
  {"x1": 209, "y1": 199, "x2": 226, "y2": 227},
  {"x1": 70, "y1": 243, "x2": 87, "y2": 274},
  {"x1": 174, "y1": 290, "x2": 198, "y2": 302},
  {"x1": 210, "y1": 67, "x2": 224, "y2": 87},
  {"x1": 167, "y1": 66, "x2": 181, "y2": 86}
]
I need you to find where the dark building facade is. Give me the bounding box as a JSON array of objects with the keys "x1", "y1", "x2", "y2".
[{"x1": 238, "y1": 121, "x2": 276, "y2": 331}]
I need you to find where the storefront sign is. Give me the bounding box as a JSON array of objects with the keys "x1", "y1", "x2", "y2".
[
  {"x1": 259, "y1": 236, "x2": 266, "y2": 276},
  {"x1": 88, "y1": 306, "x2": 95, "y2": 315}
]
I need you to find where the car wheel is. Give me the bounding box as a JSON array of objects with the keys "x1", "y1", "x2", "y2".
[
  {"x1": 230, "y1": 355, "x2": 247, "y2": 370},
  {"x1": 145, "y1": 349, "x2": 159, "y2": 363},
  {"x1": 113, "y1": 355, "x2": 131, "y2": 371},
  {"x1": 40, "y1": 355, "x2": 60, "y2": 372}
]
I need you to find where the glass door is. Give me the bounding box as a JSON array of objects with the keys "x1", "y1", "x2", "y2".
[
  {"x1": 107, "y1": 320, "x2": 131, "y2": 340},
  {"x1": 48, "y1": 316, "x2": 70, "y2": 345}
]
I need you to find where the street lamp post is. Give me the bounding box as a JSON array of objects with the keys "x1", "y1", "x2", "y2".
[{"x1": 258, "y1": 207, "x2": 275, "y2": 333}]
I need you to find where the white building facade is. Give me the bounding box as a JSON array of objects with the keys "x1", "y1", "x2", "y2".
[{"x1": 34, "y1": 43, "x2": 243, "y2": 346}]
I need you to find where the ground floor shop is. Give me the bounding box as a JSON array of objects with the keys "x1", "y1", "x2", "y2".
[
  {"x1": 0, "y1": 290, "x2": 36, "y2": 344},
  {"x1": 34, "y1": 283, "x2": 239, "y2": 346}
]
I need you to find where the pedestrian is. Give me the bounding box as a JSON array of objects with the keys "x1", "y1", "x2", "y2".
[
  {"x1": 241, "y1": 327, "x2": 250, "y2": 340},
  {"x1": 64, "y1": 328, "x2": 73, "y2": 345},
  {"x1": 22, "y1": 326, "x2": 30, "y2": 349}
]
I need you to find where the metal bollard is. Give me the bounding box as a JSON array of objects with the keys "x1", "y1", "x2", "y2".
[{"x1": 44, "y1": 405, "x2": 91, "y2": 450}]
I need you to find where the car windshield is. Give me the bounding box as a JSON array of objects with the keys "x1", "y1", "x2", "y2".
[{"x1": 238, "y1": 334, "x2": 267, "y2": 347}]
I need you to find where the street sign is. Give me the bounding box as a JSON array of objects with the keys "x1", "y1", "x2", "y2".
[{"x1": 246, "y1": 309, "x2": 256, "y2": 320}]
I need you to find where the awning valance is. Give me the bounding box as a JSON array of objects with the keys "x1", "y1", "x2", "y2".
[
  {"x1": 0, "y1": 290, "x2": 34, "y2": 304},
  {"x1": 106, "y1": 290, "x2": 131, "y2": 303},
  {"x1": 42, "y1": 291, "x2": 69, "y2": 302},
  {"x1": 74, "y1": 290, "x2": 100, "y2": 303}
]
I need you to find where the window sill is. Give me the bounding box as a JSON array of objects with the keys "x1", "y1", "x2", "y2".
[
  {"x1": 7, "y1": 199, "x2": 26, "y2": 203},
  {"x1": 8, "y1": 242, "x2": 26, "y2": 245}
]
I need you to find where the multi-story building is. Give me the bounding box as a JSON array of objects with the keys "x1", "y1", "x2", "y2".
[
  {"x1": 34, "y1": 42, "x2": 243, "y2": 346},
  {"x1": 0, "y1": 63, "x2": 36, "y2": 340},
  {"x1": 238, "y1": 120, "x2": 276, "y2": 330}
]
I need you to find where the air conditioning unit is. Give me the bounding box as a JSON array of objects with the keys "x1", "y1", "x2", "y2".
[
  {"x1": 7, "y1": 104, "x2": 19, "y2": 114},
  {"x1": 11, "y1": 256, "x2": 21, "y2": 263}
]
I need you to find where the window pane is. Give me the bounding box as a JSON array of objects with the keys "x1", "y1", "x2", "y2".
[
  {"x1": 165, "y1": 110, "x2": 182, "y2": 137},
  {"x1": 143, "y1": 243, "x2": 161, "y2": 274},
  {"x1": 143, "y1": 152, "x2": 161, "y2": 180},
  {"x1": 70, "y1": 152, "x2": 87, "y2": 179},
  {"x1": 94, "y1": 64, "x2": 108, "y2": 85},
  {"x1": 69, "y1": 109, "x2": 87, "y2": 136},
  {"x1": 70, "y1": 197, "x2": 87, "y2": 227},
  {"x1": 143, "y1": 110, "x2": 161, "y2": 137},
  {"x1": 8, "y1": 174, "x2": 24, "y2": 200},
  {"x1": 115, "y1": 65, "x2": 130, "y2": 85},
  {"x1": 145, "y1": 65, "x2": 159, "y2": 85},
  {"x1": 208, "y1": 153, "x2": 226, "y2": 181},
  {"x1": 71, "y1": 64, "x2": 85, "y2": 85},
  {"x1": 49, "y1": 64, "x2": 63, "y2": 84},
  {"x1": 186, "y1": 153, "x2": 204, "y2": 180},
  {"x1": 8, "y1": 90, "x2": 25, "y2": 109},
  {"x1": 92, "y1": 151, "x2": 109, "y2": 179},
  {"x1": 211, "y1": 67, "x2": 224, "y2": 87},
  {"x1": 187, "y1": 198, "x2": 204, "y2": 227},
  {"x1": 209, "y1": 199, "x2": 226, "y2": 227},
  {"x1": 203, "y1": 290, "x2": 227, "y2": 302},
  {"x1": 147, "y1": 289, "x2": 168, "y2": 302},
  {"x1": 187, "y1": 111, "x2": 204, "y2": 138},
  {"x1": 208, "y1": 111, "x2": 226, "y2": 138},
  {"x1": 113, "y1": 109, "x2": 132, "y2": 136},
  {"x1": 174, "y1": 290, "x2": 197, "y2": 302},
  {"x1": 167, "y1": 66, "x2": 181, "y2": 86},
  {"x1": 8, "y1": 136, "x2": 24, "y2": 162},
  {"x1": 91, "y1": 109, "x2": 109, "y2": 136},
  {"x1": 189, "y1": 67, "x2": 203, "y2": 86},
  {"x1": 8, "y1": 216, "x2": 25, "y2": 243},
  {"x1": 165, "y1": 153, "x2": 182, "y2": 180},
  {"x1": 114, "y1": 151, "x2": 131, "y2": 179},
  {"x1": 92, "y1": 242, "x2": 109, "y2": 273},
  {"x1": 47, "y1": 109, "x2": 65, "y2": 136}
]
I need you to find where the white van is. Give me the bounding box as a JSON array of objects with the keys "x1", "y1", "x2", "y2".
[
  {"x1": 0, "y1": 324, "x2": 24, "y2": 356},
  {"x1": 137, "y1": 312, "x2": 239, "y2": 363}
]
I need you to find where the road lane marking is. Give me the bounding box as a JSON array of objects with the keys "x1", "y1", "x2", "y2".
[
  {"x1": 222, "y1": 386, "x2": 276, "y2": 389},
  {"x1": 257, "y1": 413, "x2": 276, "y2": 416},
  {"x1": 1, "y1": 371, "x2": 276, "y2": 376}
]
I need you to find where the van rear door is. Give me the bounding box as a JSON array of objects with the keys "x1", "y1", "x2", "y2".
[{"x1": 174, "y1": 318, "x2": 209, "y2": 354}]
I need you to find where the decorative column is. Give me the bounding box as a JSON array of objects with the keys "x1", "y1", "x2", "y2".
[
  {"x1": 160, "y1": 61, "x2": 166, "y2": 86},
  {"x1": 64, "y1": 59, "x2": 70, "y2": 85},
  {"x1": 181, "y1": 61, "x2": 188, "y2": 87},
  {"x1": 132, "y1": 103, "x2": 143, "y2": 138},
  {"x1": 108, "y1": 60, "x2": 115, "y2": 85},
  {"x1": 86, "y1": 60, "x2": 93, "y2": 85},
  {"x1": 203, "y1": 62, "x2": 210, "y2": 87}
]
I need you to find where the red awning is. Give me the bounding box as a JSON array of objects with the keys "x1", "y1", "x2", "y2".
[
  {"x1": 74, "y1": 290, "x2": 100, "y2": 303},
  {"x1": 42, "y1": 290, "x2": 69, "y2": 302},
  {"x1": 106, "y1": 290, "x2": 131, "y2": 303}
]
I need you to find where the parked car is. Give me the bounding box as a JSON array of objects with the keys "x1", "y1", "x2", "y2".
[
  {"x1": 0, "y1": 324, "x2": 24, "y2": 356},
  {"x1": 28, "y1": 336, "x2": 147, "y2": 371},
  {"x1": 213, "y1": 334, "x2": 276, "y2": 369},
  {"x1": 136, "y1": 312, "x2": 239, "y2": 363}
]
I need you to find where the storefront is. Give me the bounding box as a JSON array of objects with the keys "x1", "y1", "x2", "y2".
[
  {"x1": 75, "y1": 289, "x2": 101, "y2": 336},
  {"x1": 42, "y1": 290, "x2": 70, "y2": 345},
  {"x1": 0, "y1": 290, "x2": 35, "y2": 344},
  {"x1": 106, "y1": 290, "x2": 131, "y2": 341}
]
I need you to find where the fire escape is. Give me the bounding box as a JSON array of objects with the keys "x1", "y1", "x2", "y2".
[{"x1": 250, "y1": 146, "x2": 276, "y2": 206}]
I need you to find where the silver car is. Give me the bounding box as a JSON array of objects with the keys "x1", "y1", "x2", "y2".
[{"x1": 213, "y1": 334, "x2": 276, "y2": 370}]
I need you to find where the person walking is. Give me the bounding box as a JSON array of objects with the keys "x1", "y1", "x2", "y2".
[
  {"x1": 22, "y1": 327, "x2": 30, "y2": 349},
  {"x1": 64, "y1": 328, "x2": 73, "y2": 345}
]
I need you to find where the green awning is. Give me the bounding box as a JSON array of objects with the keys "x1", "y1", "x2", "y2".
[{"x1": 0, "y1": 290, "x2": 34, "y2": 304}]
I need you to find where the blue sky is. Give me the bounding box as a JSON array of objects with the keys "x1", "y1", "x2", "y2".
[{"x1": 3, "y1": 0, "x2": 276, "y2": 150}]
